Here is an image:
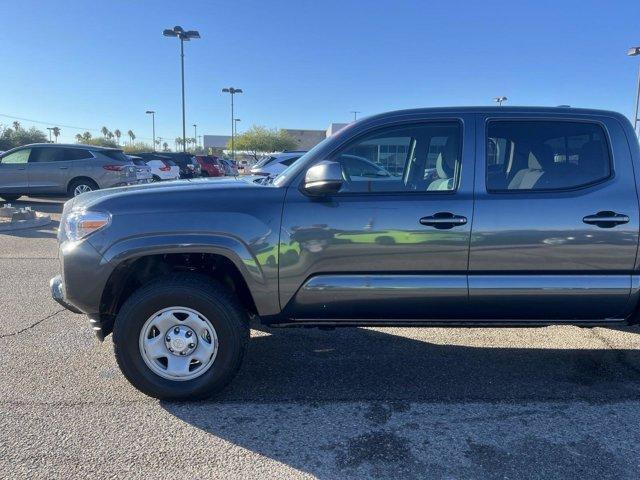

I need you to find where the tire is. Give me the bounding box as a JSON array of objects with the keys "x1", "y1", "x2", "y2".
[
  {"x1": 152, "y1": 175, "x2": 161, "y2": 182},
  {"x1": 68, "y1": 178, "x2": 98, "y2": 197},
  {"x1": 0, "y1": 194, "x2": 20, "y2": 202},
  {"x1": 113, "y1": 273, "x2": 249, "y2": 400},
  {"x1": 200, "y1": 171, "x2": 209, "y2": 177}
]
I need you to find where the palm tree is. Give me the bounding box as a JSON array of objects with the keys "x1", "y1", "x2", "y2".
[
  {"x1": 82, "y1": 131, "x2": 92, "y2": 142},
  {"x1": 114, "y1": 129, "x2": 122, "y2": 145},
  {"x1": 107, "y1": 131, "x2": 114, "y2": 142},
  {"x1": 12, "y1": 121, "x2": 21, "y2": 131},
  {"x1": 75, "y1": 133, "x2": 83, "y2": 143},
  {"x1": 52, "y1": 127, "x2": 61, "y2": 143},
  {"x1": 101, "y1": 126, "x2": 109, "y2": 138},
  {"x1": 175, "y1": 137, "x2": 183, "y2": 150},
  {"x1": 162, "y1": 142, "x2": 169, "y2": 152},
  {"x1": 127, "y1": 130, "x2": 135, "y2": 145}
]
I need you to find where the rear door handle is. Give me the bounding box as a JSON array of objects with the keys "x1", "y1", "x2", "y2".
[
  {"x1": 583, "y1": 211, "x2": 629, "y2": 228},
  {"x1": 59, "y1": 166, "x2": 68, "y2": 170},
  {"x1": 420, "y1": 212, "x2": 468, "y2": 229}
]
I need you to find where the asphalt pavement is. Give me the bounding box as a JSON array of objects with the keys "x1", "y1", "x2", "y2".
[{"x1": 2, "y1": 197, "x2": 640, "y2": 479}]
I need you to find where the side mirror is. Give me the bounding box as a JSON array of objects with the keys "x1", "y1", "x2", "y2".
[{"x1": 303, "y1": 161, "x2": 344, "y2": 195}]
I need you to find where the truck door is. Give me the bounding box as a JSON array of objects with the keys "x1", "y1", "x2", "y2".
[
  {"x1": 279, "y1": 114, "x2": 475, "y2": 320},
  {"x1": 469, "y1": 113, "x2": 639, "y2": 320}
]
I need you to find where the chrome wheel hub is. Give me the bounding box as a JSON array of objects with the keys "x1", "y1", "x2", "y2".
[
  {"x1": 139, "y1": 307, "x2": 218, "y2": 381},
  {"x1": 165, "y1": 325, "x2": 197, "y2": 356}
]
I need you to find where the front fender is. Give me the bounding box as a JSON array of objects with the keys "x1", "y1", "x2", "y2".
[{"x1": 98, "y1": 232, "x2": 279, "y2": 316}]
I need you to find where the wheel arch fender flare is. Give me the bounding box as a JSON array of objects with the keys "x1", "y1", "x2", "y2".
[{"x1": 98, "y1": 232, "x2": 277, "y2": 315}]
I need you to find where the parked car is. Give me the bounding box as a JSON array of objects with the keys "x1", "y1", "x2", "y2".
[
  {"x1": 158, "y1": 152, "x2": 201, "y2": 178},
  {"x1": 219, "y1": 158, "x2": 238, "y2": 176},
  {"x1": 128, "y1": 156, "x2": 153, "y2": 184},
  {"x1": 0, "y1": 143, "x2": 137, "y2": 201},
  {"x1": 50, "y1": 106, "x2": 640, "y2": 400},
  {"x1": 194, "y1": 155, "x2": 224, "y2": 177},
  {"x1": 250, "y1": 151, "x2": 306, "y2": 177},
  {"x1": 133, "y1": 153, "x2": 180, "y2": 181}
]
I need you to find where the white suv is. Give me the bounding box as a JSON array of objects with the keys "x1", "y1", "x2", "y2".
[
  {"x1": 250, "y1": 151, "x2": 306, "y2": 178},
  {"x1": 133, "y1": 154, "x2": 180, "y2": 181}
]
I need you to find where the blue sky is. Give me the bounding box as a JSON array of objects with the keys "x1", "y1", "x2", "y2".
[{"x1": 0, "y1": 0, "x2": 639, "y2": 145}]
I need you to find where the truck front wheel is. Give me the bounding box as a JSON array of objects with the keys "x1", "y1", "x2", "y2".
[{"x1": 113, "y1": 274, "x2": 249, "y2": 400}]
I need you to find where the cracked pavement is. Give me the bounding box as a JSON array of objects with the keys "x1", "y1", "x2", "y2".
[{"x1": 2, "y1": 198, "x2": 640, "y2": 479}]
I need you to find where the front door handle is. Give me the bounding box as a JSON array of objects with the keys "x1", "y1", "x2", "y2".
[
  {"x1": 583, "y1": 211, "x2": 629, "y2": 228},
  {"x1": 59, "y1": 166, "x2": 68, "y2": 170},
  {"x1": 420, "y1": 212, "x2": 468, "y2": 230}
]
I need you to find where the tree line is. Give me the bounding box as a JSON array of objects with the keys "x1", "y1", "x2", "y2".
[{"x1": 2, "y1": 121, "x2": 302, "y2": 159}]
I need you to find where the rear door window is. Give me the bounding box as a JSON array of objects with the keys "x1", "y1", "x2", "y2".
[
  {"x1": 486, "y1": 121, "x2": 612, "y2": 192},
  {"x1": 29, "y1": 147, "x2": 64, "y2": 163},
  {"x1": 61, "y1": 148, "x2": 93, "y2": 160}
]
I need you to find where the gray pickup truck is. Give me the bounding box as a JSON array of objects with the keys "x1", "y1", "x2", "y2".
[{"x1": 51, "y1": 107, "x2": 640, "y2": 400}]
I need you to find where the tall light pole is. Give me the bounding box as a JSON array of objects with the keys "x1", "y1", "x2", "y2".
[
  {"x1": 157, "y1": 136, "x2": 164, "y2": 151},
  {"x1": 350, "y1": 110, "x2": 361, "y2": 121},
  {"x1": 46, "y1": 127, "x2": 53, "y2": 142},
  {"x1": 493, "y1": 96, "x2": 507, "y2": 106},
  {"x1": 628, "y1": 46, "x2": 640, "y2": 133},
  {"x1": 146, "y1": 110, "x2": 156, "y2": 151},
  {"x1": 163, "y1": 25, "x2": 201, "y2": 152},
  {"x1": 193, "y1": 124, "x2": 197, "y2": 150},
  {"x1": 222, "y1": 87, "x2": 243, "y2": 160},
  {"x1": 234, "y1": 118, "x2": 241, "y2": 137}
]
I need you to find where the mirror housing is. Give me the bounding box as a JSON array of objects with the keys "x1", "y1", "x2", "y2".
[{"x1": 303, "y1": 161, "x2": 343, "y2": 195}]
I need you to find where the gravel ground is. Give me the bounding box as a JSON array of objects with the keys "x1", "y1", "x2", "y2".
[{"x1": 2, "y1": 197, "x2": 640, "y2": 479}]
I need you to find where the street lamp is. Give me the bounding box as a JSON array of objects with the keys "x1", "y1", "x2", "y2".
[
  {"x1": 222, "y1": 87, "x2": 243, "y2": 160},
  {"x1": 193, "y1": 124, "x2": 197, "y2": 149},
  {"x1": 234, "y1": 118, "x2": 241, "y2": 137},
  {"x1": 350, "y1": 110, "x2": 361, "y2": 121},
  {"x1": 163, "y1": 25, "x2": 201, "y2": 152},
  {"x1": 46, "y1": 127, "x2": 53, "y2": 143},
  {"x1": 146, "y1": 110, "x2": 156, "y2": 151},
  {"x1": 628, "y1": 46, "x2": 640, "y2": 133},
  {"x1": 493, "y1": 96, "x2": 507, "y2": 106}
]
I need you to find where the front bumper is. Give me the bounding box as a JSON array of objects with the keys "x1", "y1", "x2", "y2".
[
  {"x1": 50, "y1": 275, "x2": 110, "y2": 340},
  {"x1": 50, "y1": 275, "x2": 82, "y2": 314}
]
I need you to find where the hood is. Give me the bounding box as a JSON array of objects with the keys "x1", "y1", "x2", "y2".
[{"x1": 69, "y1": 177, "x2": 267, "y2": 211}]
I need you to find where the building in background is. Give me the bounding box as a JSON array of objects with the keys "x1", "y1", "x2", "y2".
[
  {"x1": 326, "y1": 123, "x2": 349, "y2": 137},
  {"x1": 203, "y1": 135, "x2": 231, "y2": 151},
  {"x1": 282, "y1": 129, "x2": 326, "y2": 150}
]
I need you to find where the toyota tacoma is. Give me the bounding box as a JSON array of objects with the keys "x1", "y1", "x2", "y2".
[{"x1": 51, "y1": 107, "x2": 640, "y2": 399}]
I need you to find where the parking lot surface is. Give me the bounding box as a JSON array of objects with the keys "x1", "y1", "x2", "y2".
[{"x1": 2, "y1": 198, "x2": 640, "y2": 479}]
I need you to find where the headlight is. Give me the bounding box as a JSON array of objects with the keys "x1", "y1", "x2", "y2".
[{"x1": 64, "y1": 210, "x2": 111, "y2": 242}]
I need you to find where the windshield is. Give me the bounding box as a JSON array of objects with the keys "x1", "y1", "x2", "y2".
[{"x1": 253, "y1": 156, "x2": 277, "y2": 168}]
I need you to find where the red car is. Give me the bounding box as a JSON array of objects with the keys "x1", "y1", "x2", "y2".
[{"x1": 195, "y1": 155, "x2": 224, "y2": 177}]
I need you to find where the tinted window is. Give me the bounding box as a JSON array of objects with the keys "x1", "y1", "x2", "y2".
[
  {"x1": 131, "y1": 158, "x2": 147, "y2": 166},
  {"x1": 332, "y1": 122, "x2": 462, "y2": 193},
  {"x1": 30, "y1": 147, "x2": 92, "y2": 162},
  {"x1": 1, "y1": 149, "x2": 30, "y2": 164},
  {"x1": 101, "y1": 150, "x2": 129, "y2": 162},
  {"x1": 29, "y1": 147, "x2": 62, "y2": 162},
  {"x1": 486, "y1": 121, "x2": 611, "y2": 191},
  {"x1": 62, "y1": 148, "x2": 92, "y2": 160}
]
